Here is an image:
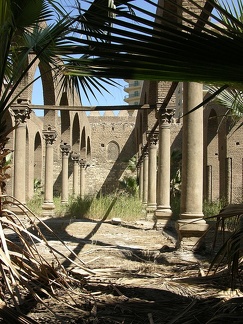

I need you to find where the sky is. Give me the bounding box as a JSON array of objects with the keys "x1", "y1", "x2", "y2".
[{"x1": 31, "y1": 0, "x2": 156, "y2": 115}]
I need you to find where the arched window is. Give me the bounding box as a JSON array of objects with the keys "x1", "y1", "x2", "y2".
[{"x1": 107, "y1": 141, "x2": 119, "y2": 161}]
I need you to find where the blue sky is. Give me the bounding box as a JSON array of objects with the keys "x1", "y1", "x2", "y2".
[{"x1": 31, "y1": 0, "x2": 156, "y2": 114}]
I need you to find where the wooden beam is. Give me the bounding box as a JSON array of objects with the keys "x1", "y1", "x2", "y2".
[{"x1": 29, "y1": 104, "x2": 156, "y2": 111}]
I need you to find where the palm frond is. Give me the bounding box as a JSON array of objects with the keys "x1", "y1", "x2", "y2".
[
  {"x1": 0, "y1": 195, "x2": 94, "y2": 320},
  {"x1": 207, "y1": 86, "x2": 243, "y2": 129},
  {"x1": 64, "y1": 0, "x2": 243, "y2": 88}
]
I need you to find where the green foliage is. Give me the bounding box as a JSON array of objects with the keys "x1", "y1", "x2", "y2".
[
  {"x1": 170, "y1": 149, "x2": 182, "y2": 198},
  {"x1": 203, "y1": 199, "x2": 226, "y2": 219},
  {"x1": 26, "y1": 193, "x2": 43, "y2": 215},
  {"x1": 119, "y1": 176, "x2": 139, "y2": 197},
  {"x1": 170, "y1": 194, "x2": 181, "y2": 221},
  {"x1": 34, "y1": 178, "x2": 42, "y2": 193},
  {"x1": 119, "y1": 155, "x2": 139, "y2": 197}
]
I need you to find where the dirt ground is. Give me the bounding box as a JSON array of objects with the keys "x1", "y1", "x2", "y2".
[{"x1": 9, "y1": 217, "x2": 243, "y2": 323}]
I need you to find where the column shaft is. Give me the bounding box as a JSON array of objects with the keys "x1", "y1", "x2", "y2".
[
  {"x1": 13, "y1": 122, "x2": 26, "y2": 204},
  {"x1": 61, "y1": 155, "x2": 69, "y2": 203},
  {"x1": 79, "y1": 160, "x2": 86, "y2": 199},
  {"x1": 180, "y1": 82, "x2": 204, "y2": 218},
  {"x1": 42, "y1": 126, "x2": 57, "y2": 216},
  {"x1": 146, "y1": 132, "x2": 158, "y2": 219},
  {"x1": 178, "y1": 82, "x2": 208, "y2": 246},
  {"x1": 44, "y1": 142, "x2": 54, "y2": 203},
  {"x1": 73, "y1": 161, "x2": 79, "y2": 196},
  {"x1": 142, "y1": 151, "x2": 149, "y2": 206},
  {"x1": 12, "y1": 104, "x2": 31, "y2": 206},
  {"x1": 155, "y1": 111, "x2": 173, "y2": 223},
  {"x1": 60, "y1": 143, "x2": 71, "y2": 204},
  {"x1": 139, "y1": 161, "x2": 144, "y2": 201}
]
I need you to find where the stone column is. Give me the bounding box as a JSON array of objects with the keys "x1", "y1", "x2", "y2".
[
  {"x1": 71, "y1": 152, "x2": 80, "y2": 196},
  {"x1": 42, "y1": 126, "x2": 57, "y2": 216},
  {"x1": 60, "y1": 142, "x2": 71, "y2": 204},
  {"x1": 142, "y1": 147, "x2": 149, "y2": 207},
  {"x1": 177, "y1": 82, "x2": 208, "y2": 249},
  {"x1": 79, "y1": 159, "x2": 86, "y2": 199},
  {"x1": 155, "y1": 108, "x2": 174, "y2": 226},
  {"x1": 146, "y1": 131, "x2": 159, "y2": 220},
  {"x1": 138, "y1": 159, "x2": 144, "y2": 201},
  {"x1": 12, "y1": 104, "x2": 31, "y2": 205}
]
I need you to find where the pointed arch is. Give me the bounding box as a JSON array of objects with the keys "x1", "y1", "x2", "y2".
[
  {"x1": 39, "y1": 63, "x2": 55, "y2": 105},
  {"x1": 34, "y1": 132, "x2": 43, "y2": 190},
  {"x1": 80, "y1": 127, "x2": 86, "y2": 158},
  {"x1": 107, "y1": 141, "x2": 120, "y2": 161},
  {"x1": 25, "y1": 127, "x2": 31, "y2": 198},
  {"x1": 72, "y1": 113, "x2": 80, "y2": 153},
  {"x1": 206, "y1": 109, "x2": 219, "y2": 201},
  {"x1": 87, "y1": 136, "x2": 91, "y2": 160}
]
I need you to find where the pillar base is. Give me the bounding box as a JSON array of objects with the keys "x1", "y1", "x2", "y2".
[
  {"x1": 9, "y1": 204, "x2": 27, "y2": 216},
  {"x1": 154, "y1": 207, "x2": 172, "y2": 219},
  {"x1": 154, "y1": 208, "x2": 174, "y2": 230},
  {"x1": 176, "y1": 218, "x2": 209, "y2": 251},
  {"x1": 42, "y1": 202, "x2": 55, "y2": 217},
  {"x1": 146, "y1": 204, "x2": 156, "y2": 220}
]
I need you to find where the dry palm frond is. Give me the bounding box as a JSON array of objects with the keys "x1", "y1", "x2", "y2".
[
  {"x1": 208, "y1": 205, "x2": 243, "y2": 290},
  {"x1": 0, "y1": 194, "x2": 96, "y2": 321}
]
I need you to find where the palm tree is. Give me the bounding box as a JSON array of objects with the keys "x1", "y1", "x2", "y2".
[
  {"x1": 0, "y1": 0, "x2": 135, "y2": 192},
  {"x1": 0, "y1": 0, "x2": 135, "y2": 320}
]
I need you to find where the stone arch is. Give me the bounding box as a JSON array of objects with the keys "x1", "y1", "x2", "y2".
[
  {"x1": 25, "y1": 127, "x2": 31, "y2": 199},
  {"x1": 61, "y1": 108, "x2": 70, "y2": 144},
  {"x1": 87, "y1": 136, "x2": 91, "y2": 161},
  {"x1": 80, "y1": 127, "x2": 86, "y2": 158},
  {"x1": 206, "y1": 108, "x2": 219, "y2": 201},
  {"x1": 72, "y1": 113, "x2": 80, "y2": 153},
  {"x1": 34, "y1": 132, "x2": 43, "y2": 191},
  {"x1": 39, "y1": 63, "x2": 56, "y2": 105},
  {"x1": 107, "y1": 141, "x2": 120, "y2": 162}
]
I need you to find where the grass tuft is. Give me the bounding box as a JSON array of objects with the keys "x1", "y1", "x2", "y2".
[{"x1": 27, "y1": 193, "x2": 143, "y2": 221}]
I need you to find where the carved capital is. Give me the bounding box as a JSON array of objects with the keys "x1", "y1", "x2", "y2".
[
  {"x1": 157, "y1": 107, "x2": 175, "y2": 125},
  {"x1": 71, "y1": 152, "x2": 80, "y2": 163},
  {"x1": 11, "y1": 105, "x2": 31, "y2": 124},
  {"x1": 79, "y1": 158, "x2": 86, "y2": 168},
  {"x1": 143, "y1": 146, "x2": 149, "y2": 158},
  {"x1": 147, "y1": 131, "x2": 159, "y2": 146},
  {"x1": 42, "y1": 125, "x2": 57, "y2": 145},
  {"x1": 60, "y1": 142, "x2": 71, "y2": 156}
]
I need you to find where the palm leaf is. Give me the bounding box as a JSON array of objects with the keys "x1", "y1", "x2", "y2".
[{"x1": 64, "y1": 0, "x2": 243, "y2": 88}]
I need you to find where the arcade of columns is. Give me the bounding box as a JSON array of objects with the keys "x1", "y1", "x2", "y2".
[
  {"x1": 138, "y1": 81, "x2": 208, "y2": 248},
  {"x1": 11, "y1": 102, "x2": 89, "y2": 217},
  {"x1": 10, "y1": 81, "x2": 209, "y2": 248}
]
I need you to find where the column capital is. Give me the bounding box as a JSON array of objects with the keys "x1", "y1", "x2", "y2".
[
  {"x1": 141, "y1": 144, "x2": 149, "y2": 158},
  {"x1": 71, "y1": 152, "x2": 80, "y2": 162},
  {"x1": 156, "y1": 106, "x2": 175, "y2": 125},
  {"x1": 11, "y1": 104, "x2": 31, "y2": 124},
  {"x1": 42, "y1": 125, "x2": 57, "y2": 145},
  {"x1": 147, "y1": 130, "x2": 159, "y2": 146},
  {"x1": 60, "y1": 142, "x2": 71, "y2": 156},
  {"x1": 79, "y1": 158, "x2": 86, "y2": 168}
]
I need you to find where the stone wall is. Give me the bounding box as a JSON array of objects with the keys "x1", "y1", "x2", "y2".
[{"x1": 86, "y1": 111, "x2": 137, "y2": 196}]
